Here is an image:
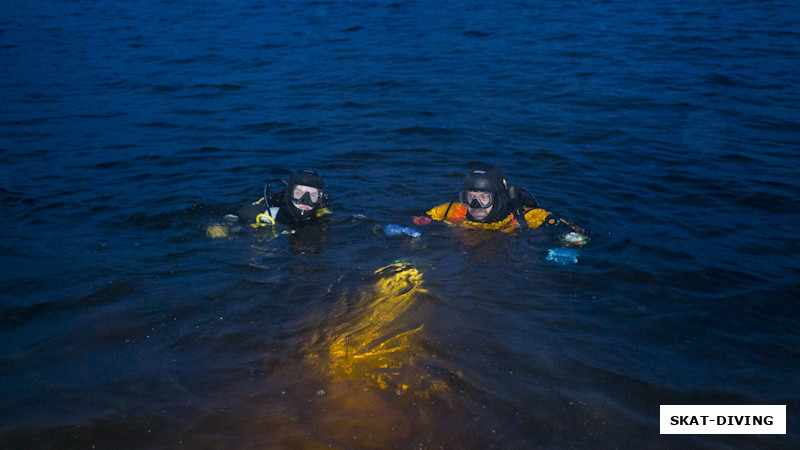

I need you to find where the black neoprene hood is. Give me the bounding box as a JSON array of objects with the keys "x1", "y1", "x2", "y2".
[
  {"x1": 284, "y1": 170, "x2": 325, "y2": 222},
  {"x1": 463, "y1": 166, "x2": 506, "y2": 194},
  {"x1": 288, "y1": 170, "x2": 324, "y2": 191},
  {"x1": 462, "y1": 165, "x2": 511, "y2": 223}
]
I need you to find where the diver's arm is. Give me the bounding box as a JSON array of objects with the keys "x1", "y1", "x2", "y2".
[
  {"x1": 413, "y1": 203, "x2": 454, "y2": 225},
  {"x1": 237, "y1": 200, "x2": 280, "y2": 226},
  {"x1": 542, "y1": 213, "x2": 589, "y2": 246},
  {"x1": 520, "y1": 208, "x2": 588, "y2": 245},
  {"x1": 237, "y1": 202, "x2": 265, "y2": 224},
  {"x1": 413, "y1": 215, "x2": 433, "y2": 225}
]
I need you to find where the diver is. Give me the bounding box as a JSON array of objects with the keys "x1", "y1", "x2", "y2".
[
  {"x1": 237, "y1": 169, "x2": 331, "y2": 226},
  {"x1": 413, "y1": 164, "x2": 589, "y2": 246},
  {"x1": 225, "y1": 169, "x2": 332, "y2": 254}
]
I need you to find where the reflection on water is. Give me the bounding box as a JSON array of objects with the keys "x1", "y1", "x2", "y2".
[
  {"x1": 319, "y1": 263, "x2": 436, "y2": 393},
  {"x1": 297, "y1": 262, "x2": 460, "y2": 447}
]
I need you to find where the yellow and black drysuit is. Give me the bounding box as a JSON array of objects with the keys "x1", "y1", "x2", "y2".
[{"x1": 416, "y1": 165, "x2": 588, "y2": 245}]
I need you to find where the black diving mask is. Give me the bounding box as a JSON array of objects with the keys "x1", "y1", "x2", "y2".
[
  {"x1": 292, "y1": 190, "x2": 322, "y2": 207},
  {"x1": 459, "y1": 190, "x2": 494, "y2": 209}
]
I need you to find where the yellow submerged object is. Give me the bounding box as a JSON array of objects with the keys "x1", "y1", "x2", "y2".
[
  {"x1": 206, "y1": 224, "x2": 229, "y2": 239},
  {"x1": 310, "y1": 262, "x2": 442, "y2": 396},
  {"x1": 296, "y1": 263, "x2": 456, "y2": 446}
]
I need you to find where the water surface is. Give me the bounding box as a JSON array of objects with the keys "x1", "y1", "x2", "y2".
[{"x1": 2, "y1": 0, "x2": 799, "y2": 448}]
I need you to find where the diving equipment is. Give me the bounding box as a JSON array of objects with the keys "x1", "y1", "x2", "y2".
[
  {"x1": 546, "y1": 248, "x2": 579, "y2": 265},
  {"x1": 462, "y1": 165, "x2": 510, "y2": 223},
  {"x1": 458, "y1": 190, "x2": 494, "y2": 209},
  {"x1": 384, "y1": 224, "x2": 421, "y2": 238},
  {"x1": 284, "y1": 169, "x2": 328, "y2": 222}
]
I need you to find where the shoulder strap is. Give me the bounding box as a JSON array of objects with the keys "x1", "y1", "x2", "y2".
[{"x1": 508, "y1": 186, "x2": 537, "y2": 228}]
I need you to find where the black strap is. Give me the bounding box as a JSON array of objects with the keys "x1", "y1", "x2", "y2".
[{"x1": 507, "y1": 186, "x2": 534, "y2": 228}]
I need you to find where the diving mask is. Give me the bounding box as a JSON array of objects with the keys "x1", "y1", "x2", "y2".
[
  {"x1": 459, "y1": 190, "x2": 494, "y2": 209},
  {"x1": 292, "y1": 187, "x2": 322, "y2": 208}
]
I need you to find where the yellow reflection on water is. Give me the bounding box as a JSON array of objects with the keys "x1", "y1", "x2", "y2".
[
  {"x1": 330, "y1": 264, "x2": 422, "y2": 379},
  {"x1": 294, "y1": 262, "x2": 460, "y2": 447},
  {"x1": 310, "y1": 262, "x2": 439, "y2": 394}
]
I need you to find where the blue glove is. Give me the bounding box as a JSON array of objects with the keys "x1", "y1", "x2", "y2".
[
  {"x1": 384, "y1": 224, "x2": 421, "y2": 238},
  {"x1": 546, "y1": 248, "x2": 579, "y2": 265}
]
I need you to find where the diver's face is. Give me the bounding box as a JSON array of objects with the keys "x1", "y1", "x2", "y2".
[
  {"x1": 291, "y1": 185, "x2": 321, "y2": 211},
  {"x1": 465, "y1": 191, "x2": 493, "y2": 221},
  {"x1": 468, "y1": 204, "x2": 492, "y2": 221}
]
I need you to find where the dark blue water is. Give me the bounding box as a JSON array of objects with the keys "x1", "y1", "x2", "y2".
[{"x1": 2, "y1": 0, "x2": 799, "y2": 447}]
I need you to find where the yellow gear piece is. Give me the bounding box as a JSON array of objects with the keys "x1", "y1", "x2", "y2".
[
  {"x1": 252, "y1": 212, "x2": 275, "y2": 228},
  {"x1": 206, "y1": 224, "x2": 229, "y2": 239}
]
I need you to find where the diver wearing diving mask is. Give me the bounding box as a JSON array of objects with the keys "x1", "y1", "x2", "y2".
[
  {"x1": 413, "y1": 164, "x2": 589, "y2": 246},
  {"x1": 281, "y1": 170, "x2": 329, "y2": 223},
  {"x1": 238, "y1": 169, "x2": 331, "y2": 226}
]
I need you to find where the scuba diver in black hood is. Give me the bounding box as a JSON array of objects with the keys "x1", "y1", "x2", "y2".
[
  {"x1": 413, "y1": 164, "x2": 589, "y2": 246},
  {"x1": 238, "y1": 169, "x2": 331, "y2": 226},
  {"x1": 234, "y1": 169, "x2": 332, "y2": 254}
]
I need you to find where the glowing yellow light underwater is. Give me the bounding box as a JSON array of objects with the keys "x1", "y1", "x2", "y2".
[{"x1": 321, "y1": 262, "x2": 435, "y2": 393}]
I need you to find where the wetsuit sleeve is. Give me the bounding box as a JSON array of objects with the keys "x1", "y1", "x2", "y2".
[
  {"x1": 237, "y1": 203, "x2": 266, "y2": 224},
  {"x1": 414, "y1": 203, "x2": 454, "y2": 225},
  {"x1": 523, "y1": 208, "x2": 551, "y2": 228},
  {"x1": 425, "y1": 203, "x2": 451, "y2": 221},
  {"x1": 538, "y1": 211, "x2": 590, "y2": 246}
]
